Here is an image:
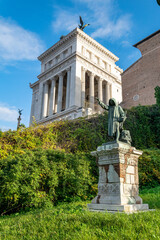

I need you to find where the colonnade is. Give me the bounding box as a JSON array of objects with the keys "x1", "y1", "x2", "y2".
[
  {"x1": 81, "y1": 67, "x2": 112, "y2": 111},
  {"x1": 41, "y1": 67, "x2": 71, "y2": 118},
  {"x1": 39, "y1": 66, "x2": 112, "y2": 119}
]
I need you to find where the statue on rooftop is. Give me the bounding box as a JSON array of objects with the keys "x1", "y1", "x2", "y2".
[
  {"x1": 96, "y1": 98, "x2": 132, "y2": 144},
  {"x1": 78, "y1": 16, "x2": 90, "y2": 31}
]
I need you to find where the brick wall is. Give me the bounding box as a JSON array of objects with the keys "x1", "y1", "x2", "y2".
[{"x1": 121, "y1": 31, "x2": 160, "y2": 109}]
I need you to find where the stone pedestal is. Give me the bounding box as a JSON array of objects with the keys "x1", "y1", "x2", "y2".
[{"x1": 88, "y1": 141, "x2": 149, "y2": 213}]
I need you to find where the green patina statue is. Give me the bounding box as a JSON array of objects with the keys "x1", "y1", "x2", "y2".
[
  {"x1": 96, "y1": 98, "x2": 132, "y2": 144},
  {"x1": 78, "y1": 16, "x2": 90, "y2": 31}
]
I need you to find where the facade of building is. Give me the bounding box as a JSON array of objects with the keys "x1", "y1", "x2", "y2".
[
  {"x1": 121, "y1": 29, "x2": 160, "y2": 109},
  {"x1": 30, "y1": 28, "x2": 122, "y2": 125}
]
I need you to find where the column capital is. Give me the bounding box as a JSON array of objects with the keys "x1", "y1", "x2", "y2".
[
  {"x1": 50, "y1": 76, "x2": 56, "y2": 81},
  {"x1": 106, "y1": 81, "x2": 110, "y2": 86},
  {"x1": 66, "y1": 67, "x2": 71, "y2": 72},
  {"x1": 89, "y1": 72, "x2": 95, "y2": 78},
  {"x1": 82, "y1": 66, "x2": 86, "y2": 72},
  {"x1": 58, "y1": 72, "x2": 64, "y2": 78},
  {"x1": 43, "y1": 80, "x2": 49, "y2": 86}
]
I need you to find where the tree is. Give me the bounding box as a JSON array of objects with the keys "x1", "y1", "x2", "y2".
[{"x1": 155, "y1": 86, "x2": 160, "y2": 106}]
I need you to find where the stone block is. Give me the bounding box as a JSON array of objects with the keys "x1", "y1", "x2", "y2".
[
  {"x1": 126, "y1": 174, "x2": 130, "y2": 184},
  {"x1": 98, "y1": 183, "x2": 120, "y2": 196},
  {"x1": 123, "y1": 184, "x2": 138, "y2": 196},
  {"x1": 87, "y1": 203, "x2": 149, "y2": 213},
  {"x1": 126, "y1": 166, "x2": 134, "y2": 174},
  {"x1": 107, "y1": 165, "x2": 119, "y2": 183},
  {"x1": 91, "y1": 195, "x2": 121, "y2": 205},
  {"x1": 130, "y1": 175, "x2": 135, "y2": 184}
]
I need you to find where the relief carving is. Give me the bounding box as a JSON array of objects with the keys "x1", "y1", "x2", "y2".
[{"x1": 98, "y1": 183, "x2": 120, "y2": 195}]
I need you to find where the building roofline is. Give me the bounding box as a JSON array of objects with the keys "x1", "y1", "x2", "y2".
[
  {"x1": 133, "y1": 29, "x2": 160, "y2": 48},
  {"x1": 30, "y1": 80, "x2": 39, "y2": 88},
  {"x1": 37, "y1": 52, "x2": 121, "y2": 84},
  {"x1": 38, "y1": 28, "x2": 119, "y2": 62},
  {"x1": 121, "y1": 57, "x2": 142, "y2": 75}
]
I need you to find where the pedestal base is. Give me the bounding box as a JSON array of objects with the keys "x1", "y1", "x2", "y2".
[
  {"x1": 88, "y1": 203, "x2": 149, "y2": 213},
  {"x1": 88, "y1": 142, "x2": 150, "y2": 213}
]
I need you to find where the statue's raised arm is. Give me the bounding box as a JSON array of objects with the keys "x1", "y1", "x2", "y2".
[{"x1": 96, "y1": 97, "x2": 109, "y2": 111}]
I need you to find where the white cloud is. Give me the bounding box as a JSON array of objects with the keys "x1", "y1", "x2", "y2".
[
  {"x1": 0, "y1": 103, "x2": 18, "y2": 122},
  {"x1": 91, "y1": 15, "x2": 131, "y2": 39},
  {"x1": 52, "y1": 9, "x2": 78, "y2": 32},
  {"x1": 52, "y1": 0, "x2": 132, "y2": 41},
  {"x1": 128, "y1": 50, "x2": 141, "y2": 61},
  {"x1": 0, "y1": 17, "x2": 45, "y2": 61},
  {"x1": 121, "y1": 40, "x2": 131, "y2": 48}
]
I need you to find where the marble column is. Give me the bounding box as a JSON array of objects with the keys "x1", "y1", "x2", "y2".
[
  {"x1": 43, "y1": 82, "x2": 49, "y2": 118},
  {"x1": 89, "y1": 73, "x2": 94, "y2": 110},
  {"x1": 37, "y1": 82, "x2": 44, "y2": 120},
  {"x1": 66, "y1": 67, "x2": 71, "y2": 109},
  {"x1": 81, "y1": 67, "x2": 86, "y2": 108},
  {"x1": 49, "y1": 77, "x2": 56, "y2": 116},
  {"x1": 30, "y1": 92, "x2": 35, "y2": 124},
  {"x1": 98, "y1": 78, "x2": 103, "y2": 111},
  {"x1": 57, "y1": 73, "x2": 64, "y2": 113},
  {"x1": 69, "y1": 64, "x2": 76, "y2": 107},
  {"x1": 98, "y1": 78, "x2": 103, "y2": 101},
  {"x1": 110, "y1": 83, "x2": 112, "y2": 99},
  {"x1": 106, "y1": 81, "x2": 110, "y2": 104}
]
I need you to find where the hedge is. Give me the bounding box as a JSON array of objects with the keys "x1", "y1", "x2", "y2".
[{"x1": 0, "y1": 148, "x2": 160, "y2": 215}]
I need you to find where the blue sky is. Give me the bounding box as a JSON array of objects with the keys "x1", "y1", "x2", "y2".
[{"x1": 0, "y1": 0, "x2": 160, "y2": 131}]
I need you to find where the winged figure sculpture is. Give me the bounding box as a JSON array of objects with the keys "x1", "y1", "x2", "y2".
[
  {"x1": 18, "y1": 109, "x2": 23, "y2": 116},
  {"x1": 78, "y1": 16, "x2": 90, "y2": 31}
]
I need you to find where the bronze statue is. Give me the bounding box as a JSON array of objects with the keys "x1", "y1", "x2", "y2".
[
  {"x1": 96, "y1": 98, "x2": 131, "y2": 144},
  {"x1": 18, "y1": 109, "x2": 23, "y2": 116},
  {"x1": 78, "y1": 16, "x2": 90, "y2": 31},
  {"x1": 17, "y1": 109, "x2": 23, "y2": 129}
]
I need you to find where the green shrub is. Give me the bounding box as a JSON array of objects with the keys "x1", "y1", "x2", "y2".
[
  {"x1": 0, "y1": 105, "x2": 160, "y2": 161},
  {"x1": 125, "y1": 105, "x2": 160, "y2": 149},
  {"x1": 0, "y1": 149, "x2": 97, "y2": 215},
  {"x1": 139, "y1": 149, "x2": 160, "y2": 188},
  {"x1": 155, "y1": 86, "x2": 160, "y2": 106}
]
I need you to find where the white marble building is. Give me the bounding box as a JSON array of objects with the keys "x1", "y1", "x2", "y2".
[{"x1": 30, "y1": 28, "x2": 123, "y2": 125}]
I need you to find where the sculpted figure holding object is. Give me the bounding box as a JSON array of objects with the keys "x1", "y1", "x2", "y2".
[{"x1": 96, "y1": 98, "x2": 131, "y2": 144}]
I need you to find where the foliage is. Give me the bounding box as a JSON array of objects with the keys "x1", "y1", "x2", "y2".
[
  {"x1": 139, "y1": 149, "x2": 160, "y2": 188},
  {"x1": 124, "y1": 105, "x2": 160, "y2": 149},
  {"x1": 0, "y1": 149, "x2": 97, "y2": 215},
  {"x1": 155, "y1": 86, "x2": 160, "y2": 106},
  {"x1": 0, "y1": 105, "x2": 160, "y2": 216},
  {"x1": 0, "y1": 147, "x2": 160, "y2": 215},
  {"x1": 0, "y1": 105, "x2": 160, "y2": 161},
  {"x1": 140, "y1": 186, "x2": 160, "y2": 209},
  {"x1": 0, "y1": 191, "x2": 160, "y2": 240}
]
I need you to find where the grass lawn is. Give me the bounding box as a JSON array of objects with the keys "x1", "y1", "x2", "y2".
[{"x1": 0, "y1": 187, "x2": 160, "y2": 240}]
